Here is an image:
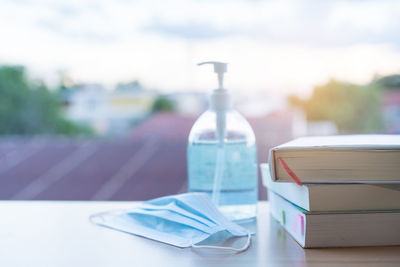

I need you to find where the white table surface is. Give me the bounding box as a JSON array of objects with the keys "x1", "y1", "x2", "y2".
[{"x1": 1, "y1": 201, "x2": 399, "y2": 267}]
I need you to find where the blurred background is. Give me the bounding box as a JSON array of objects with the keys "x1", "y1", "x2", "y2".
[{"x1": 1, "y1": 0, "x2": 400, "y2": 201}]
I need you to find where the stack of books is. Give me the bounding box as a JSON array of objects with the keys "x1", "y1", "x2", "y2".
[{"x1": 261, "y1": 135, "x2": 400, "y2": 248}]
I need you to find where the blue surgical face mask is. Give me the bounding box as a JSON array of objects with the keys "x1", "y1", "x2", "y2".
[{"x1": 90, "y1": 193, "x2": 252, "y2": 253}]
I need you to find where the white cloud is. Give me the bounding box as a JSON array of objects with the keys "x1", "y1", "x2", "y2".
[
  {"x1": 1, "y1": 0, "x2": 400, "y2": 95},
  {"x1": 327, "y1": 1, "x2": 397, "y2": 33}
]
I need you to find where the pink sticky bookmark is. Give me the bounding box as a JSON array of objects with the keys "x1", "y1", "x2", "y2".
[
  {"x1": 293, "y1": 214, "x2": 304, "y2": 236},
  {"x1": 278, "y1": 157, "x2": 303, "y2": 186}
]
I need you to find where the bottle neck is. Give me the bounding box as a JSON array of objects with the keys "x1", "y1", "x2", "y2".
[{"x1": 210, "y1": 89, "x2": 232, "y2": 111}]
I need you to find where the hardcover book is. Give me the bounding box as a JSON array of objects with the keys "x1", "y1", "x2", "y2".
[
  {"x1": 269, "y1": 190, "x2": 400, "y2": 248},
  {"x1": 268, "y1": 135, "x2": 400, "y2": 184},
  {"x1": 261, "y1": 163, "x2": 400, "y2": 212}
]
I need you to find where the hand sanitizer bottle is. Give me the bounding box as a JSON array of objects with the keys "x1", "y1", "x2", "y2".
[{"x1": 187, "y1": 61, "x2": 258, "y2": 221}]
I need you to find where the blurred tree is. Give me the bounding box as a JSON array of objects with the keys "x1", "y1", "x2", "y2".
[
  {"x1": 152, "y1": 96, "x2": 175, "y2": 112},
  {"x1": 0, "y1": 65, "x2": 92, "y2": 135},
  {"x1": 375, "y1": 74, "x2": 400, "y2": 89},
  {"x1": 289, "y1": 79, "x2": 382, "y2": 132}
]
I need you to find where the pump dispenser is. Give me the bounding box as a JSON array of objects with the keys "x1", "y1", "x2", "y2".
[
  {"x1": 187, "y1": 61, "x2": 258, "y2": 221},
  {"x1": 198, "y1": 62, "x2": 230, "y2": 146}
]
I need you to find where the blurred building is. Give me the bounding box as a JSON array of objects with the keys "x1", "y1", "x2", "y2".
[
  {"x1": 383, "y1": 90, "x2": 400, "y2": 133},
  {"x1": 62, "y1": 83, "x2": 157, "y2": 135},
  {"x1": 166, "y1": 92, "x2": 208, "y2": 116},
  {"x1": 306, "y1": 121, "x2": 338, "y2": 136}
]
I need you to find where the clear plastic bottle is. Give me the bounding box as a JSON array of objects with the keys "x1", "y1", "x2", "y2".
[{"x1": 187, "y1": 62, "x2": 258, "y2": 221}]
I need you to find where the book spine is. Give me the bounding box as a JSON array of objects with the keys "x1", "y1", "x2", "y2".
[{"x1": 268, "y1": 149, "x2": 278, "y2": 181}]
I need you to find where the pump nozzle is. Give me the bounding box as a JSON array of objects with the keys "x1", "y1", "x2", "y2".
[{"x1": 198, "y1": 61, "x2": 227, "y2": 89}]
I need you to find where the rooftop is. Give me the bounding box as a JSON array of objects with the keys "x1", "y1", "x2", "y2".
[{"x1": 0, "y1": 112, "x2": 294, "y2": 201}]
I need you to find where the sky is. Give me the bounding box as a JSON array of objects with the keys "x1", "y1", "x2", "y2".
[{"x1": 1, "y1": 0, "x2": 400, "y2": 96}]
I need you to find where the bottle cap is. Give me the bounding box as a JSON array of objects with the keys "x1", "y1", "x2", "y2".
[{"x1": 198, "y1": 61, "x2": 232, "y2": 111}]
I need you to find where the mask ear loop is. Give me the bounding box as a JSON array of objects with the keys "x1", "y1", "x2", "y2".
[{"x1": 191, "y1": 232, "x2": 251, "y2": 253}]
